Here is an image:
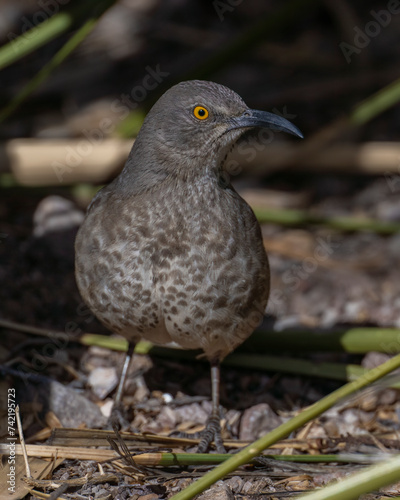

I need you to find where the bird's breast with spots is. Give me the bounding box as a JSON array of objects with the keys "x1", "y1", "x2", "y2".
[{"x1": 75, "y1": 185, "x2": 269, "y2": 360}]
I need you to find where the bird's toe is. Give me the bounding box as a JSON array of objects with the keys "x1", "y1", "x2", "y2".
[
  {"x1": 197, "y1": 414, "x2": 226, "y2": 453},
  {"x1": 171, "y1": 414, "x2": 227, "y2": 453}
]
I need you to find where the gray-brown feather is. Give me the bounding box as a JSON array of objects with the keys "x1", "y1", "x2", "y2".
[
  {"x1": 75, "y1": 80, "x2": 271, "y2": 363},
  {"x1": 75, "y1": 173, "x2": 269, "y2": 361}
]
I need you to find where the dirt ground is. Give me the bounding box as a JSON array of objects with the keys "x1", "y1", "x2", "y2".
[{"x1": 1, "y1": 171, "x2": 400, "y2": 498}]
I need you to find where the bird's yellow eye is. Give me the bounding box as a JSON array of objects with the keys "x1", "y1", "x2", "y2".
[{"x1": 193, "y1": 106, "x2": 209, "y2": 120}]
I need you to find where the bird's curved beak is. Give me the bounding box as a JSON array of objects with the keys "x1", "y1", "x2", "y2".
[{"x1": 227, "y1": 109, "x2": 303, "y2": 139}]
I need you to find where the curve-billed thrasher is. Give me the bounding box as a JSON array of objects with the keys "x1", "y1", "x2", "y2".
[{"x1": 75, "y1": 80, "x2": 302, "y2": 452}]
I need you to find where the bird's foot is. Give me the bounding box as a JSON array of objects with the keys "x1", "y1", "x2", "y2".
[
  {"x1": 197, "y1": 414, "x2": 226, "y2": 453},
  {"x1": 172, "y1": 414, "x2": 226, "y2": 453},
  {"x1": 107, "y1": 401, "x2": 130, "y2": 431}
]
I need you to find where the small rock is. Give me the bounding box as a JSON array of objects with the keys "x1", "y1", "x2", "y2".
[
  {"x1": 314, "y1": 471, "x2": 348, "y2": 486},
  {"x1": 239, "y1": 403, "x2": 281, "y2": 441},
  {"x1": 224, "y1": 477, "x2": 244, "y2": 494},
  {"x1": 343, "y1": 300, "x2": 363, "y2": 320},
  {"x1": 94, "y1": 488, "x2": 110, "y2": 498},
  {"x1": 380, "y1": 480, "x2": 400, "y2": 496},
  {"x1": 240, "y1": 478, "x2": 275, "y2": 494},
  {"x1": 47, "y1": 380, "x2": 107, "y2": 427},
  {"x1": 388, "y1": 233, "x2": 400, "y2": 258},
  {"x1": 100, "y1": 399, "x2": 114, "y2": 418},
  {"x1": 7, "y1": 379, "x2": 106, "y2": 429},
  {"x1": 197, "y1": 481, "x2": 234, "y2": 500},
  {"x1": 377, "y1": 199, "x2": 400, "y2": 221},
  {"x1": 156, "y1": 406, "x2": 177, "y2": 431},
  {"x1": 174, "y1": 402, "x2": 209, "y2": 425},
  {"x1": 323, "y1": 419, "x2": 340, "y2": 437},
  {"x1": 378, "y1": 388, "x2": 398, "y2": 406},
  {"x1": 134, "y1": 383, "x2": 150, "y2": 403},
  {"x1": 362, "y1": 352, "x2": 392, "y2": 370},
  {"x1": 33, "y1": 196, "x2": 84, "y2": 237},
  {"x1": 139, "y1": 494, "x2": 159, "y2": 500},
  {"x1": 88, "y1": 366, "x2": 118, "y2": 399},
  {"x1": 141, "y1": 405, "x2": 178, "y2": 434},
  {"x1": 162, "y1": 392, "x2": 173, "y2": 403}
]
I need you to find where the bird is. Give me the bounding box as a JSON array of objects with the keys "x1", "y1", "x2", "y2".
[{"x1": 75, "y1": 80, "x2": 302, "y2": 452}]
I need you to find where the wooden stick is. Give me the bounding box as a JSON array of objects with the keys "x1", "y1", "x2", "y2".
[{"x1": 1, "y1": 139, "x2": 400, "y2": 185}]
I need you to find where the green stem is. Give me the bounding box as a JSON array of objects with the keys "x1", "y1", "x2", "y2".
[
  {"x1": 82, "y1": 326, "x2": 400, "y2": 356},
  {"x1": 0, "y1": 12, "x2": 73, "y2": 71},
  {"x1": 154, "y1": 453, "x2": 375, "y2": 467},
  {"x1": 253, "y1": 207, "x2": 400, "y2": 234},
  {"x1": 226, "y1": 353, "x2": 366, "y2": 383},
  {"x1": 0, "y1": 1, "x2": 116, "y2": 71},
  {"x1": 3, "y1": 321, "x2": 400, "y2": 386},
  {"x1": 170, "y1": 351, "x2": 400, "y2": 500},
  {"x1": 80, "y1": 332, "x2": 400, "y2": 386},
  {"x1": 350, "y1": 75, "x2": 400, "y2": 126},
  {"x1": 0, "y1": 20, "x2": 95, "y2": 123},
  {"x1": 247, "y1": 327, "x2": 400, "y2": 354},
  {"x1": 0, "y1": 0, "x2": 116, "y2": 123}
]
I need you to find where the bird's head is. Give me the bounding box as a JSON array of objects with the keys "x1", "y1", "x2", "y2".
[{"x1": 124, "y1": 80, "x2": 302, "y2": 189}]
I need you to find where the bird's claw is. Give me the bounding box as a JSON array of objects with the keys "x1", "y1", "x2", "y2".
[
  {"x1": 172, "y1": 414, "x2": 226, "y2": 453},
  {"x1": 197, "y1": 414, "x2": 226, "y2": 453},
  {"x1": 108, "y1": 402, "x2": 130, "y2": 431}
]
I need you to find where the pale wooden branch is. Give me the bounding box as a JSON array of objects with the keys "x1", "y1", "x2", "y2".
[{"x1": 1, "y1": 139, "x2": 400, "y2": 186}]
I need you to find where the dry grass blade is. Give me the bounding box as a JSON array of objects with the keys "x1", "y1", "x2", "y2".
[
  {"x1": 107, "y1": 424, "x2": 149, "y2": 476},
  {"x1": 23, "y1": 473, "x2": 119, "y2": 489}
]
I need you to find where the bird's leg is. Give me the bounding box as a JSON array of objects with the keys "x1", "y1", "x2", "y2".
[
  {"x1": 169, "y1": 359, "x2": 226, "y2": 452},
  {"x1": 114, "y1": 342, "x2": 135, "y2": 405},
  {"x1": 109, "y1": 342, "x2": 135, "y2": 429},
  {"x1": 197, "y1": 360, "x2": 226, "y2": 453}
]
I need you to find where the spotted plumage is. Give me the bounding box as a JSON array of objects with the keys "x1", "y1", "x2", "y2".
[{"x1": 75, "y1": 80, "x2": 302, "y2": 451}]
